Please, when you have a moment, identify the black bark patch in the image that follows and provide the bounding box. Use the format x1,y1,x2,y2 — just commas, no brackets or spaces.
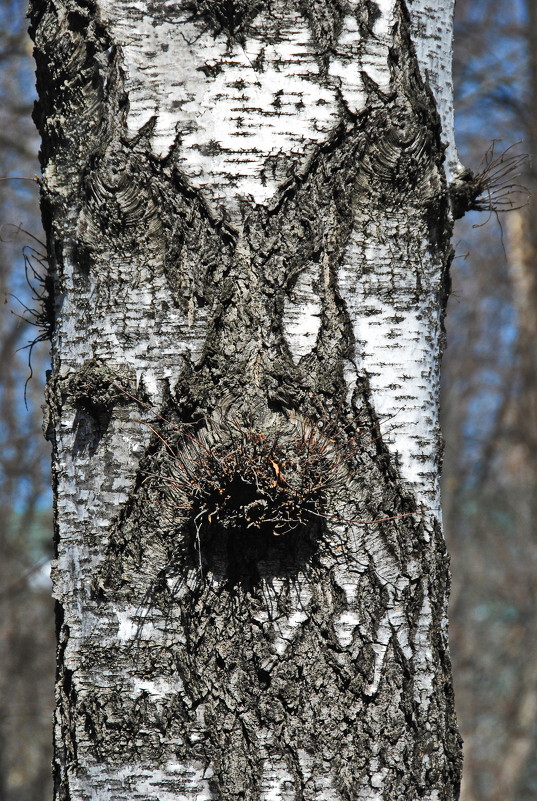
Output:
298,0,345,63
65,359,131,419
64,359,133,450
184,0,265,43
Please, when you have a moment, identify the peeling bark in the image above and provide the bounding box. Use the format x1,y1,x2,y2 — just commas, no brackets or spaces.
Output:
31,0,462,798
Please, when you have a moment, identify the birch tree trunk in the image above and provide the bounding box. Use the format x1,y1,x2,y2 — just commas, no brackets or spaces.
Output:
31,0,465,798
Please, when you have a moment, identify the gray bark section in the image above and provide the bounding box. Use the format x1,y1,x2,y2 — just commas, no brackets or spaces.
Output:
31,0,461,798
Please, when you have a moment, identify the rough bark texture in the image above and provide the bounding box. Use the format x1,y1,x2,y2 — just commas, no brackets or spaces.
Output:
31,0,463,798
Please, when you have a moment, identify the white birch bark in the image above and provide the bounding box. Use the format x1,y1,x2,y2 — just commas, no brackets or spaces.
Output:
31,0,465,798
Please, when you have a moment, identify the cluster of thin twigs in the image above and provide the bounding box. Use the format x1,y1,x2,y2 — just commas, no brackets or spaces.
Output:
2,227,52,402
143,408,362,537
114,384,415,540
4,226,51,346
472,140,528,215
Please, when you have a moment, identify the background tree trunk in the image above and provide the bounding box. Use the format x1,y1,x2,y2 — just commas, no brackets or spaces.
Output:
489,1,537,795
445,0,537,797
30,0,463,798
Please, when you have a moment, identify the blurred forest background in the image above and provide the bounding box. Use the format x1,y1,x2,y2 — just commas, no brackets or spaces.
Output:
0,0,536,799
